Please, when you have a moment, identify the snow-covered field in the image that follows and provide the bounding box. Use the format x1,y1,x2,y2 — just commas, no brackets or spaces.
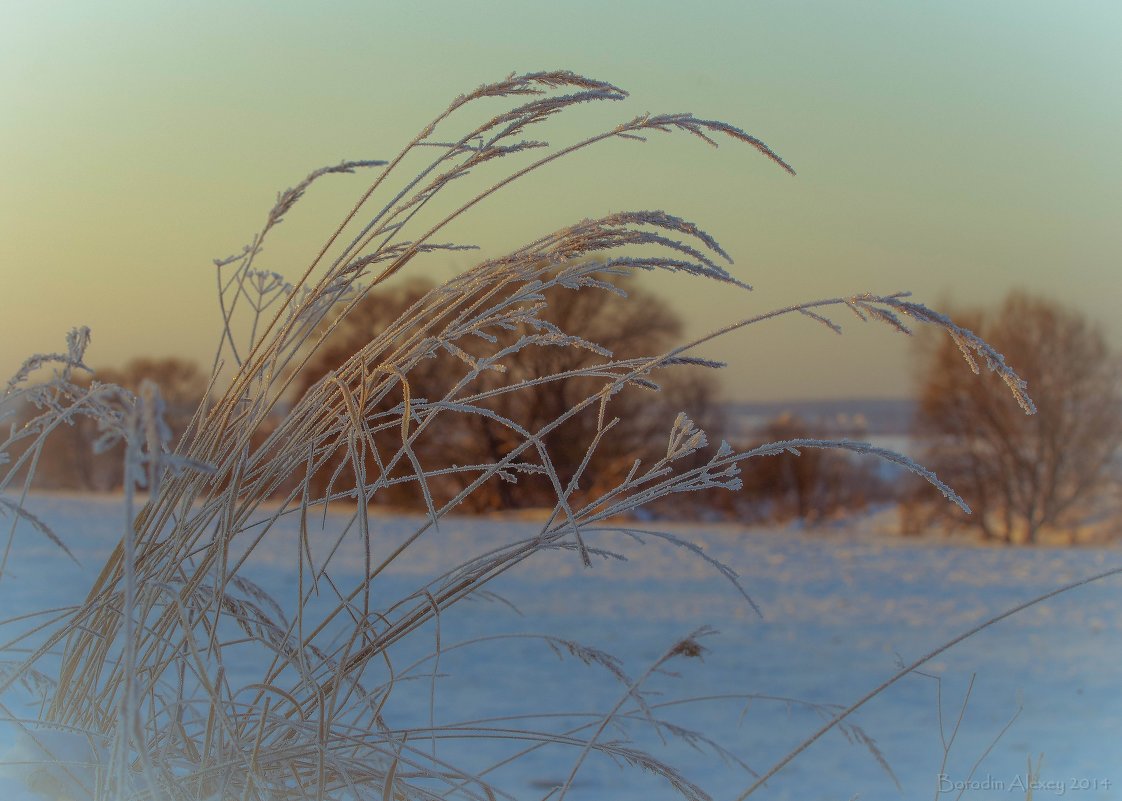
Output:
2,495,1120,800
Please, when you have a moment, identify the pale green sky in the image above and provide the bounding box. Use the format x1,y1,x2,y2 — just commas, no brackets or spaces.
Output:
2,1,1120,400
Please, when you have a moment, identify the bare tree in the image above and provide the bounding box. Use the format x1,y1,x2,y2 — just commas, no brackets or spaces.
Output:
19,357,207,491
913,292,1122,543
285,279,451,507
290,268,723,511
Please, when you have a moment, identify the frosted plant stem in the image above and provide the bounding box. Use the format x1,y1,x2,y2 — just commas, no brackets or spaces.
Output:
556,632,705,801
0,70,1064,801
733,565,1122,800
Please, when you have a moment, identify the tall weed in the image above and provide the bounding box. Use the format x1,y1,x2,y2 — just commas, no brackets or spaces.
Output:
0,71,1049,800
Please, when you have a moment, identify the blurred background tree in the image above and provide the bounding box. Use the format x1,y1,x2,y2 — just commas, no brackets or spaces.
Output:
910,291,1122,543
288,268,724,512
19,357,208,491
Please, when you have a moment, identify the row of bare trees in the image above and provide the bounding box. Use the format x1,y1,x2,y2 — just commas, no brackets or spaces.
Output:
283,275,894,520
18,281,1120,540
18,274,880,521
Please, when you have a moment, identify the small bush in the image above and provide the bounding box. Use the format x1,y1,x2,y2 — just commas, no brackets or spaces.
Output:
732,413,893,525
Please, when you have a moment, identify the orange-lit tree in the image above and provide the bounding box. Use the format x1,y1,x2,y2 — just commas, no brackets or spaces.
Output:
914,291,1121,543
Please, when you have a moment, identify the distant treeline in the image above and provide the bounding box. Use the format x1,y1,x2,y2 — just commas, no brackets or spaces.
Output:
14,280,895,525
17,288,1116,542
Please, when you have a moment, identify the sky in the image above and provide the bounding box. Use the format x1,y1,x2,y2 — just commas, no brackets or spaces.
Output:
2,1,1120,401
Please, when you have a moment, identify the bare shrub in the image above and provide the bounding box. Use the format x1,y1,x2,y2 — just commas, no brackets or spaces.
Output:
734,413,892,524
911,291,1122,543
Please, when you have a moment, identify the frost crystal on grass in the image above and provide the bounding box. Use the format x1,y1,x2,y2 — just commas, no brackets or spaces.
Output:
0,70,1044,801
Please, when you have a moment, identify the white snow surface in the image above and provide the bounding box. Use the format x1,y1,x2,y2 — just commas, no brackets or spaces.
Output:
1,495,1119,800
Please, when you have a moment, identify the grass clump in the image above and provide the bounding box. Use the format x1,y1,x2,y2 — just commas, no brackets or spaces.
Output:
0,70,1043,800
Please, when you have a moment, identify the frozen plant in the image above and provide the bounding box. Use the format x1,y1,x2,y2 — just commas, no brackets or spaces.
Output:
0,71,1050,800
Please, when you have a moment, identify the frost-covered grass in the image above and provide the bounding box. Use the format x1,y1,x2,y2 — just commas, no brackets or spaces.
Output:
2,497,1119,800
1,70,1110,801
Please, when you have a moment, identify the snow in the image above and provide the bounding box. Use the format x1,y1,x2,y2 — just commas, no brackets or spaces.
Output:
1,495,1120,800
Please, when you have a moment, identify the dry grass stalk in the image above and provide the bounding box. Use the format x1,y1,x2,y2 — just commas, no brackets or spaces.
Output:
0,70,1046,800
